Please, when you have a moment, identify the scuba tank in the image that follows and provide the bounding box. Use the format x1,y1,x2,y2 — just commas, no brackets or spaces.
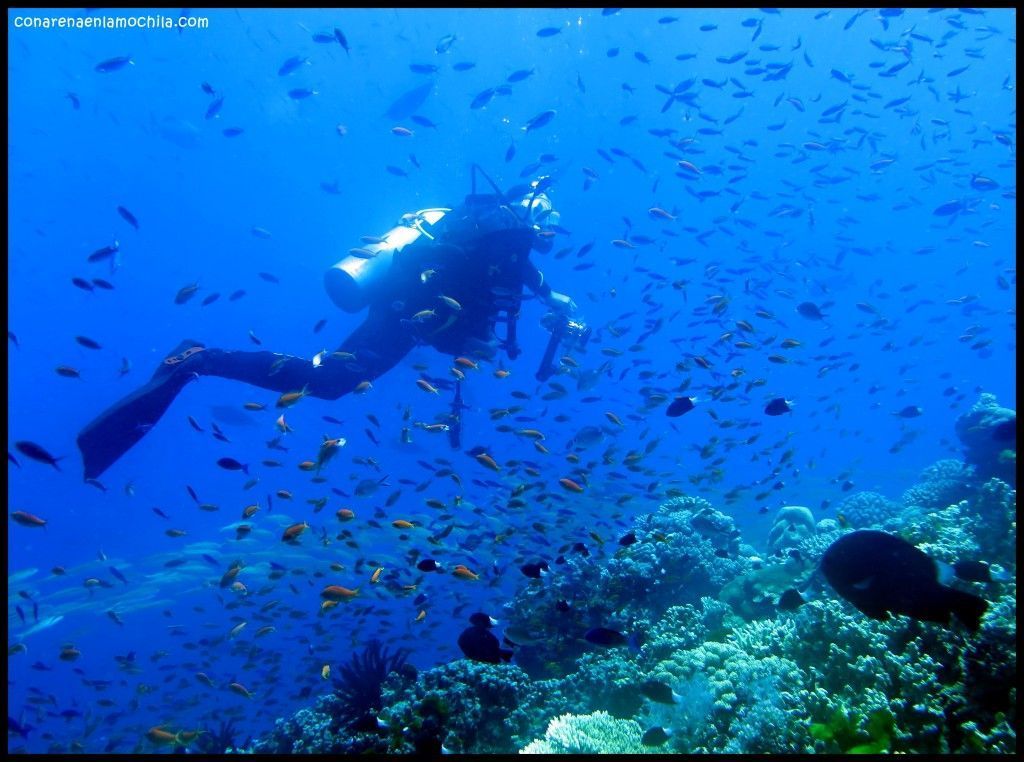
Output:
324,208,450,312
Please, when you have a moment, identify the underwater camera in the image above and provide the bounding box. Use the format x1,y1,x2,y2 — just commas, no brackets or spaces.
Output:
536,312,591,382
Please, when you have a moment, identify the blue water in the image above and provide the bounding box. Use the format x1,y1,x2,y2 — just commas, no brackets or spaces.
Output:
7,7,1015,753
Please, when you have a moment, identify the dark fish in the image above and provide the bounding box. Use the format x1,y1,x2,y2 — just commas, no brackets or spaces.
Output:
313,318,327,333
796,301,826,320
618,531,637,547
435,34,457,54
555,599,571,612
409,63,439,74
201,81,216,95
416,559,442,572
152,507,170,519
523,109,556,132
201,293,220,307
410,114,437,129
288,88,317,100
278,56,308,76
640,679,680,704
507,68,535,83
229,290,247,301
334,28,350,55
933,200,964,217
75,335,102,350
71,277,94,292
87,241,119,263
92,278,114,290
583,627,627,647
821,530,988,631
642,727,672,747
95,56,133,73
116,206,139,229
764,398,792,416
14,441,63,470
777,588,805,611
453,61,475,72
216,457,249,474
258,272,279,283
519,561,548,579
666,396,696,417
536,26,561,37
469,88,495,110
385,82,432,120
893,405,923,418
67,92,80,109
457,613,512,664
205,96,224,119
222,127,244,137
174,283,199,304
8,331,18,348
109,566,129,585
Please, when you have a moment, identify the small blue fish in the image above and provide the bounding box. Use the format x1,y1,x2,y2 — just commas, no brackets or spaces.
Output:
288,88,317,100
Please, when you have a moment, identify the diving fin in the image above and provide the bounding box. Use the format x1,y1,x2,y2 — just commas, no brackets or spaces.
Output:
77,340,205,481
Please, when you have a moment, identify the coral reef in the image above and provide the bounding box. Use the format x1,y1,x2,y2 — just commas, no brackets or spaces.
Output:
332,639,413,730
837,490,901,528
955,394,1016,485
766,505,816,554
246,455,1016,756
519,711,647,754
902,459,976,510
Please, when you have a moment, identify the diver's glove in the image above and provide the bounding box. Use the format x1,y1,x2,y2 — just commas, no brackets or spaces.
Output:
546,290,578,314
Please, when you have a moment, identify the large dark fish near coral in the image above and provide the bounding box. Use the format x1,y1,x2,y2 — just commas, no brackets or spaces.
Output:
457,613,512,664
821,530,988,631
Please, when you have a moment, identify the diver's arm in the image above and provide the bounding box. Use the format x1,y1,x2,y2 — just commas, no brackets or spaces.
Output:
525,262,577,314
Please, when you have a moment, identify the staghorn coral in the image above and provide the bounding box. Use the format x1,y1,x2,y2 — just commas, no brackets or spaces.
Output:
519,711,647,754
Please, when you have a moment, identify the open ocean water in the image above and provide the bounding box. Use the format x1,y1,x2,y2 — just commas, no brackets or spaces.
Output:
7,7,1016,755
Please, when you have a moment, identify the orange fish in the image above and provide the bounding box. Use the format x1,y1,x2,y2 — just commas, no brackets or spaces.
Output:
321,584,359,600
559,477,585,493
354,380,373,393
392,519,415,529
320,600,339,613
298,460,316,471
452,566,479,581
228,682,253,699
242,504,259,518
336,508,355,521
146,726,180,745
415,609,427,622
275,414,294,433
416,379,439,394
10,510,47,528
370,567,384,583
243,402,266,411
493,369,510,379
475,453,500,471
281,521,309,542
276,385,311,408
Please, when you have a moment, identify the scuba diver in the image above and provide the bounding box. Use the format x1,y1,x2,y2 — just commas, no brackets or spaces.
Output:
77,169,581,481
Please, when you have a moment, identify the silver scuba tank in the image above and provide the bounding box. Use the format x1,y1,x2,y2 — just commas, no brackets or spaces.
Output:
324,208,450,312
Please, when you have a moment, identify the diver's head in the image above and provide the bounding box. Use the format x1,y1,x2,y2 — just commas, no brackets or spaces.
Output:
517,189,559,253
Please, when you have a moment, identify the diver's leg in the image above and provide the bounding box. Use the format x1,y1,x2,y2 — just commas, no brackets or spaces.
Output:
76,311,416,480
195,307,417,399
77,339,204,481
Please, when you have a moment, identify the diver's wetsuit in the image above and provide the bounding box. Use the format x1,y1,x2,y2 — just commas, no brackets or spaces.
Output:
77,196,556,480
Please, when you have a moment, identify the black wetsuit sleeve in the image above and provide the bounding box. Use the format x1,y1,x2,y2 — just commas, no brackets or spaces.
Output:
524,259,552,299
